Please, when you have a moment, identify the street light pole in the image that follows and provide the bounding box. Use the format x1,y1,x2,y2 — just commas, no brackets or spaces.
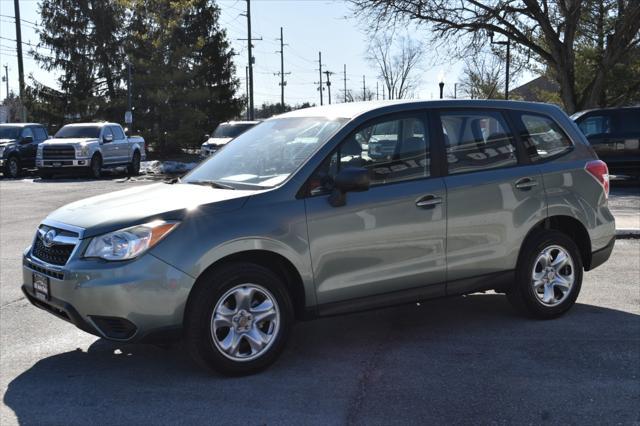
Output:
488,31,510,100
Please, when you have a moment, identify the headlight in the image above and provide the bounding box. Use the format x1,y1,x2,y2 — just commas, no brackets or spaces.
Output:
84,220,179,261
76,145,90,157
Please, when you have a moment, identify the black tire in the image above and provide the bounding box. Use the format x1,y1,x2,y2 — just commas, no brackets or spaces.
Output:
127,151,141,176
4,156,20,178
185,262,293,376
88,154,102,179
507,230,583,319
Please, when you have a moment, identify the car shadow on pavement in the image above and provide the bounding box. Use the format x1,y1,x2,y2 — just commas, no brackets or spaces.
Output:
4,294,640,425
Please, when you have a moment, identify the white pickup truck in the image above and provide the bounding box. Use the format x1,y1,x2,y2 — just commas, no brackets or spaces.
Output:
36,122,145,179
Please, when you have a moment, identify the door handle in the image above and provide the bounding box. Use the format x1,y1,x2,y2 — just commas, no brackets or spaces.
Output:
515,177,538,190
416,195,443,208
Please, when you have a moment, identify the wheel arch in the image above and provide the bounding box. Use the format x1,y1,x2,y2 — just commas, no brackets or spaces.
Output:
521,215,592,270
184,249,309,323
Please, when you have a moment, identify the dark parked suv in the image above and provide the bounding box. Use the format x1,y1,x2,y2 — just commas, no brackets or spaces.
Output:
572,106,640,178
22,100,615,375
0,123,50,178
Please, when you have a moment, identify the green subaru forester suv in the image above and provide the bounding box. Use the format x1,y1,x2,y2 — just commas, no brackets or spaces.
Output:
22,100,615,375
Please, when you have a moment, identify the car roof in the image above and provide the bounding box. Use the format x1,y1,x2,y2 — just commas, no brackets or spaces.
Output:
0,123,44,127
571,105,640,119
276,99,561,120
62,122,119,128
221,121,261,125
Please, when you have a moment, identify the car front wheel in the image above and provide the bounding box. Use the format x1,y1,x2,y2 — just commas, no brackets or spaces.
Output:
508,230,583,319
185,263,293,376
4,156,20,178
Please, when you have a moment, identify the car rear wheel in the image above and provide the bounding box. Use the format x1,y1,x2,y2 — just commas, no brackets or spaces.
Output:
508,230,583,319
88,154,102,179
185,263,293,376
127,151,141,176
4,156,20,178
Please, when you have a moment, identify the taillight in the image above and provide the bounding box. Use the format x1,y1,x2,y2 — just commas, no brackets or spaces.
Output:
585,160,609,198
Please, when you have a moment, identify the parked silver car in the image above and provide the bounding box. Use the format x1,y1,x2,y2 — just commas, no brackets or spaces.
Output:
22,100,615,375
37,122,145,178
200,121,259,158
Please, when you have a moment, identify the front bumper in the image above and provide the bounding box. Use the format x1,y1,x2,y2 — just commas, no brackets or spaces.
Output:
37,159,89,168
22,250,195,342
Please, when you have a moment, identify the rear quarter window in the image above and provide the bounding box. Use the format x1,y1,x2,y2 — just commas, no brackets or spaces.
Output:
516,113,573,161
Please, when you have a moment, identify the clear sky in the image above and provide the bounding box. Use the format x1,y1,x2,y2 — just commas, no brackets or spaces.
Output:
0,0,529,106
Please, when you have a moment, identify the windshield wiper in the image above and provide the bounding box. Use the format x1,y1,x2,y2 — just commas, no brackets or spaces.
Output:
187,180,236,190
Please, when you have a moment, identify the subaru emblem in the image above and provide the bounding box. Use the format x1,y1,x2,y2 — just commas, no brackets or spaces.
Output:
42,229,57,248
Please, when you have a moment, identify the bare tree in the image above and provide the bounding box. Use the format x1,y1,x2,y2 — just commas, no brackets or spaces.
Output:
350,0,640,113
345,87,376,102
367,34,424,100
459,54,504,99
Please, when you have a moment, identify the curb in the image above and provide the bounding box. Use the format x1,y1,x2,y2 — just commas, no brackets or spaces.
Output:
616,229,640,239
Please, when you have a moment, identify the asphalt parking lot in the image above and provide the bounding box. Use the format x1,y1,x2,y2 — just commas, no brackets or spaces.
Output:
1,176,639,425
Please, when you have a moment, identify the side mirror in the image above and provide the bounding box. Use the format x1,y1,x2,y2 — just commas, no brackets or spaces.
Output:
328,167,370,207
103,134,114,143
204,134,210,141
21,136,34,144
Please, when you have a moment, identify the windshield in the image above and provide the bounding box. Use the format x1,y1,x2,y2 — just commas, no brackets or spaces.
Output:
55,125,101,139
184,117,347,189
0,127,21,139
212,123,256,139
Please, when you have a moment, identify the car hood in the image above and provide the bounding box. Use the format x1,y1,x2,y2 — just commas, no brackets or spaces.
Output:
43,138,98,146
0,138,18,146
45,182,254,238
203,137,233,147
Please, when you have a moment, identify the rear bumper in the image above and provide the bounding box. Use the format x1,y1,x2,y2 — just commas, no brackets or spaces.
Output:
588,236,615,271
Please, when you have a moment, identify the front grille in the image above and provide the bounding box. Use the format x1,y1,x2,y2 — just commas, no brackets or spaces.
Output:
90,316,137,340
32,237,74,266
43,145,75,160
25,259,65,280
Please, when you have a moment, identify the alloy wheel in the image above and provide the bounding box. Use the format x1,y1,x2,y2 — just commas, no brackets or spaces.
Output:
210,283,280,362
531,245,575,307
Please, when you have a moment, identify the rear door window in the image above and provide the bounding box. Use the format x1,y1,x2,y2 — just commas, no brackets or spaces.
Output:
516,113,573,161
33,127,48,141
111,126,125,140
616,109,640,134
439,110,517,175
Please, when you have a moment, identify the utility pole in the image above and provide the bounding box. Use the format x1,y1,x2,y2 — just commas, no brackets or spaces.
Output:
323,70,334,104
239,0,262,120
362,75,366,100
126,61,133,130
343,64,347,103
274,27,290,113
317,52,323,106
13,0,26,120
382,84,385,100
245,66,249,120
3,65,8,99
376,82,379,100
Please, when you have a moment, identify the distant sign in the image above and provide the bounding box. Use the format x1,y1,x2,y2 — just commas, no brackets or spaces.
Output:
124,110,133,124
